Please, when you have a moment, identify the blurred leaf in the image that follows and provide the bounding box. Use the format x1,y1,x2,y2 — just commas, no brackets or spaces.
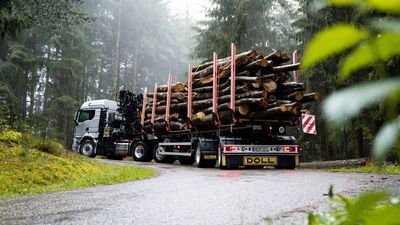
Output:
328,0,359,5
346,192,387,222
367,0,400,15
302,24,368,69
373,116,400,163
341,32,400,78
371,18,400,33
323,77,400,124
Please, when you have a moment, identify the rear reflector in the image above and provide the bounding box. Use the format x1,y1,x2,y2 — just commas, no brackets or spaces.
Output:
284,146,298,152
223,146,238,152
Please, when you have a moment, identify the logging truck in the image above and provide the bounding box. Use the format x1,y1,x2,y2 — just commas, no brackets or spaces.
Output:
72,45,311,169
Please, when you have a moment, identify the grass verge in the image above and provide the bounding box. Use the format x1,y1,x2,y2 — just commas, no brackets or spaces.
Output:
0,133,156,199
313,165,400,174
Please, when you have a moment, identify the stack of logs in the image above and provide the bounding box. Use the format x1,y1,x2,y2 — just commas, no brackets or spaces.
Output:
144,50,320,131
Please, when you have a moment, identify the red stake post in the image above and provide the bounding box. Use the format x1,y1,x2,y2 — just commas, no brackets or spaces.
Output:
230,43,236,111
141,90,147,128
165,75,172,131
187,65,193,120
212,52,219,126
151,84,157,126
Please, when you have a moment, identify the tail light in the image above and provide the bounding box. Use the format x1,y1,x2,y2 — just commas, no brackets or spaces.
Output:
284,146,298,152
223,146,238,152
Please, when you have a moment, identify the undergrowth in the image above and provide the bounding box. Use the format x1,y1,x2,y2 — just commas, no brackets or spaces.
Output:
0,131,156,198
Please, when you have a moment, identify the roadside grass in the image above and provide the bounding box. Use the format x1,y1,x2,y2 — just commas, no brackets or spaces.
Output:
311,165,400,174
0,132,156,199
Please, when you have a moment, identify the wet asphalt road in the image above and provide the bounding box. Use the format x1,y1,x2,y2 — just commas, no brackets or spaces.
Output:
1,160,399,225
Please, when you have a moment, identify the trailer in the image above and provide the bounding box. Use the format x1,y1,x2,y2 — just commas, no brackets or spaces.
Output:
145,44,299,169
72,44,301,169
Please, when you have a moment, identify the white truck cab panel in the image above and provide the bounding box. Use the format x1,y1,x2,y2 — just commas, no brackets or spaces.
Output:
72,99,118,152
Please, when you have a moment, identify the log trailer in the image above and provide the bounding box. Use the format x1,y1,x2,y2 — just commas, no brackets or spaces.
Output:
72,44,300,169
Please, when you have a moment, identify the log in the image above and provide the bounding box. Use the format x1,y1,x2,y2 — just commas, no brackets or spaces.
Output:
157,82,186,92
275,72,292,84
260,73,278,81
145,121,187,132
300,92,321,103
149,99,179,106
244,59,271,71
263,79,277,93
247,105,287,119
192,53,252,79
199,97,267,115
278,91,304,101
191,50,258,73
273,63,300,72
147,92,186,101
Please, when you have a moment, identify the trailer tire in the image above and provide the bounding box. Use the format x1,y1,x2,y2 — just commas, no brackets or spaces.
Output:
194,145,216,168
178,156,195,165
132,141,152,162
79,140,96,158
153,144,175,163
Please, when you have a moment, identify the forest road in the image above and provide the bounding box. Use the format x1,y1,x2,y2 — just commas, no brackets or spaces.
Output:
1,159,399,225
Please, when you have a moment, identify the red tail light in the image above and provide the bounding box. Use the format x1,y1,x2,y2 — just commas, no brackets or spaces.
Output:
284,146,298,152
223,146,238,152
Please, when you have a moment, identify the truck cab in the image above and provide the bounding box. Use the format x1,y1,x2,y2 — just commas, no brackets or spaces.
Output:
72,99,118,157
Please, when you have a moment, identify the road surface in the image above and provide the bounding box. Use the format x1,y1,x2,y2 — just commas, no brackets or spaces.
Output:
1,160,399,225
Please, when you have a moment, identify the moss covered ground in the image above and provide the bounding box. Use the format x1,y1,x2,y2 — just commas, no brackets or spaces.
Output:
0,132,156,199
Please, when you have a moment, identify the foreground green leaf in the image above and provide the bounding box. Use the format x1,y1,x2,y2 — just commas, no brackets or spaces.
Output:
323,77,400,124
341,32,400,79
302,24,368,69
328,0,359,5
367,0,400,15
373,116,400,163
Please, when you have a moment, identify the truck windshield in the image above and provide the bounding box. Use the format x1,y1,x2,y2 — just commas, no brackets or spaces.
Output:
78,110,95,122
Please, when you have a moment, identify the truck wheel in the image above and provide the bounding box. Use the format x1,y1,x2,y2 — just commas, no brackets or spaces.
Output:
153,144,175,163
132,141,152,162
178,156,195,165
79,140,96,158
194,145,216,168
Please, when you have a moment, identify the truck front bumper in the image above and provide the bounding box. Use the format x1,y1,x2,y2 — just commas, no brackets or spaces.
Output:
221,153,299,168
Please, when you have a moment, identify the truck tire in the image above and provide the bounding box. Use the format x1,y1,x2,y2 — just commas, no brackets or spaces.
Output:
194,145,216,168
79,140,96,158
132,141,152,162
153,144,175,163
178,156,195,165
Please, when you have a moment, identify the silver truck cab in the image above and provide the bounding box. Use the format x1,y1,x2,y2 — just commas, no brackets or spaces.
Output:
72,99,118,155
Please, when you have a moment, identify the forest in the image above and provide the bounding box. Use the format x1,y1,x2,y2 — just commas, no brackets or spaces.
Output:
0,0,399,162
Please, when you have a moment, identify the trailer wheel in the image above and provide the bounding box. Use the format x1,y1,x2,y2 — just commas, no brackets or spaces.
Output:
132,141,152,162
178,156,195,165
153,144,175,163
80,140,96,158
194,145,216,168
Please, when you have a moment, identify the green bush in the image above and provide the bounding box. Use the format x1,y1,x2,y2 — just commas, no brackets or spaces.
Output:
35,140,64,156
307,187,400,225
0,130,22,144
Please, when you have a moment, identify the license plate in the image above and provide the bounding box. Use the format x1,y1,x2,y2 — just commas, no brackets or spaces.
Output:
243,156,277,166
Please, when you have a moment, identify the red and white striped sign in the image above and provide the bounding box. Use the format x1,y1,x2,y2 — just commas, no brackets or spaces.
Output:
301,114,317,135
